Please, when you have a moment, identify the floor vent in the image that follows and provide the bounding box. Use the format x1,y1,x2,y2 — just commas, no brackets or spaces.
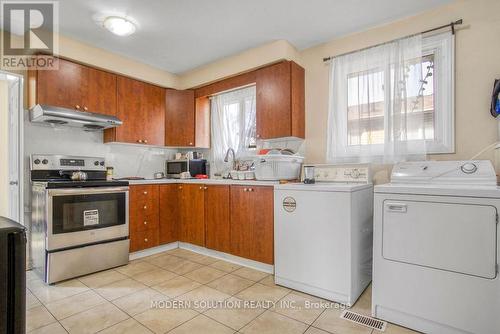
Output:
340,310,387,331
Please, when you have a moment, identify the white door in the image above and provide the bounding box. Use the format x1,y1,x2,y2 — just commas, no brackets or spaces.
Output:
0,72,23,223
382,199,497,279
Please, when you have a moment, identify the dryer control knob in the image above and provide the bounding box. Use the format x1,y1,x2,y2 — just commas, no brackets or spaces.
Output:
461,162,478,174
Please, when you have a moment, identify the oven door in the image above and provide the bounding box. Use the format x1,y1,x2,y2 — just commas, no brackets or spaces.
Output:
46,187,129,251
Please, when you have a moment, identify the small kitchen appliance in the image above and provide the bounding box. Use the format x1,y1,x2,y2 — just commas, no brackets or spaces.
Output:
30,154,130,284
165,159,207,178
303,166,316,184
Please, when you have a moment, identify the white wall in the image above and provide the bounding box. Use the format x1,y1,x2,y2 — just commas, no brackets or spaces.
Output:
24,119,178,179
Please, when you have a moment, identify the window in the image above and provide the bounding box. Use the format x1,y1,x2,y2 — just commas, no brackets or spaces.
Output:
327,32,454,163
210,85,256,175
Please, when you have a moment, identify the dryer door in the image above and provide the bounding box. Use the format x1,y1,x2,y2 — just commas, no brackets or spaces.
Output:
382,199,497,279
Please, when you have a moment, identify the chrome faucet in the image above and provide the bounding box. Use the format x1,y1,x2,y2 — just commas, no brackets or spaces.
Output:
224,147,237,171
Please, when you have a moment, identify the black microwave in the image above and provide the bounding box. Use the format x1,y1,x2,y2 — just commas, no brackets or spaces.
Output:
165,159,207,178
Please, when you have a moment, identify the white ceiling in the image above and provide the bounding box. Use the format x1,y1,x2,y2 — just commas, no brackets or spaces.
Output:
58,0,453,74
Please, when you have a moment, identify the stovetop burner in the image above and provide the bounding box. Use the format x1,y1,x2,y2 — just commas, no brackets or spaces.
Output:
30,154,129,188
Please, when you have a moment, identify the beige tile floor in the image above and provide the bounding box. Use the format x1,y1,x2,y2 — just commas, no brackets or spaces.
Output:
26,249,420,334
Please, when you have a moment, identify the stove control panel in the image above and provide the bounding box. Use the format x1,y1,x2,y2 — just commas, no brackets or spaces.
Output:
31,155,105,171
302,164,371,183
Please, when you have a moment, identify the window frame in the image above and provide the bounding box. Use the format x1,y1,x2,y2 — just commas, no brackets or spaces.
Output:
339,32,455,158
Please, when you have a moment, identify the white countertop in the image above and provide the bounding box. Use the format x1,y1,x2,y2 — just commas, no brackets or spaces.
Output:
127,178,280,187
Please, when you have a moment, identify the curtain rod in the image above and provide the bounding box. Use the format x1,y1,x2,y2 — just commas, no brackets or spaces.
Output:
322,19,463,62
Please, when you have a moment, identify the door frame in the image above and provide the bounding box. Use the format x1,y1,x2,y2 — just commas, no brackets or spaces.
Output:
2,70,24,224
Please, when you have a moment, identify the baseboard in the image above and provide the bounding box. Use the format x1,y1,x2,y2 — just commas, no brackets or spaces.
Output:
129,242,179,261
129,241,274,273
178,242,274,274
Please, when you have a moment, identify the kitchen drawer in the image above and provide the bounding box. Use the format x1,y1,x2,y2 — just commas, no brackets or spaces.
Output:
130,185,158,202
130,229,159,252
133,213,159,232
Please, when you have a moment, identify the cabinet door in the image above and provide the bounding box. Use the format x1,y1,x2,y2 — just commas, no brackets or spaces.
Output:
251,186,274,264
230,186,253,259
165,89,195,147
159,184,179,244
230,186,274,264
87,68,117,116
179,184,205,246
142,83,166,146
115,76,145,144
35,58,88,110
205,185,230,253
256,61,291,139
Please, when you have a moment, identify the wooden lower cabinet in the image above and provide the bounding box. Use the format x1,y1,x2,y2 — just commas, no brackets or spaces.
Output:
179,184,205,246
159,184,179,244
129,183,274,265
230,186,274,264
129,185,160,252
205,185,231,253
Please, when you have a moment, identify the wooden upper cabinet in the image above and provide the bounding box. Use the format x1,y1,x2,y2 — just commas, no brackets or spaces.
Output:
105,76,165,146
30,58,118,116
256,61,305,139
230,185,274,264
87,67,117,116
143,83,166,146
159,184,179,245
31,58,89,110
195,96,210,148
165,89,195,147
178,184,205,246
205,185,230,253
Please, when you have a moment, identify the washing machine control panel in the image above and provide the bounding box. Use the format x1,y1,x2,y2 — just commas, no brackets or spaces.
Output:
304,164,371,183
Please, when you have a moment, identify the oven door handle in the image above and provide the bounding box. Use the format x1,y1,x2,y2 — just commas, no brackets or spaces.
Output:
48,187,129,196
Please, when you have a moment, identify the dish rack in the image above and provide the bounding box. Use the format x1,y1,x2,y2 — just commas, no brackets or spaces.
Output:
253,154,304,180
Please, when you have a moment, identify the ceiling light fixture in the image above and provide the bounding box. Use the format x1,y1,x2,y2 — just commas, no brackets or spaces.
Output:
103,16,136,37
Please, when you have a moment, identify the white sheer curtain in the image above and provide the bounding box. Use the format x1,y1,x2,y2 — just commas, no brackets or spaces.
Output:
326,34,427,163
211,86,256,175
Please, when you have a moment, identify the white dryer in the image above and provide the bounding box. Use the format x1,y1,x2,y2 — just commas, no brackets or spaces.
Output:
373,160,500,334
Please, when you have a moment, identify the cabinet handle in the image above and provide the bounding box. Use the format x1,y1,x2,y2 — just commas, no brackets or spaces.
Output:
243,188,247,192
178,186,183,189
199,186,203,190
189,142,193,145
144,221,147,225
256,134,261,138
144,139,148,144
144,238,148,242
75,105,80,110
203,187,207,190
137,139,143,143
143,205,147,209
248,188,254,192
83,106,88,111
143,191,148,195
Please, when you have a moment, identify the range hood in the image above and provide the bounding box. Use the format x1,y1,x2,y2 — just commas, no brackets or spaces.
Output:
29,104,123,131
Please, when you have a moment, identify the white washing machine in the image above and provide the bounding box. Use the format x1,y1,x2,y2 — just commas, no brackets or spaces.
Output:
373,160,500,334
274,164,373,306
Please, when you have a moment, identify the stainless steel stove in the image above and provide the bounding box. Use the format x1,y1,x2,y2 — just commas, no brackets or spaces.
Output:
30,155,130,284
